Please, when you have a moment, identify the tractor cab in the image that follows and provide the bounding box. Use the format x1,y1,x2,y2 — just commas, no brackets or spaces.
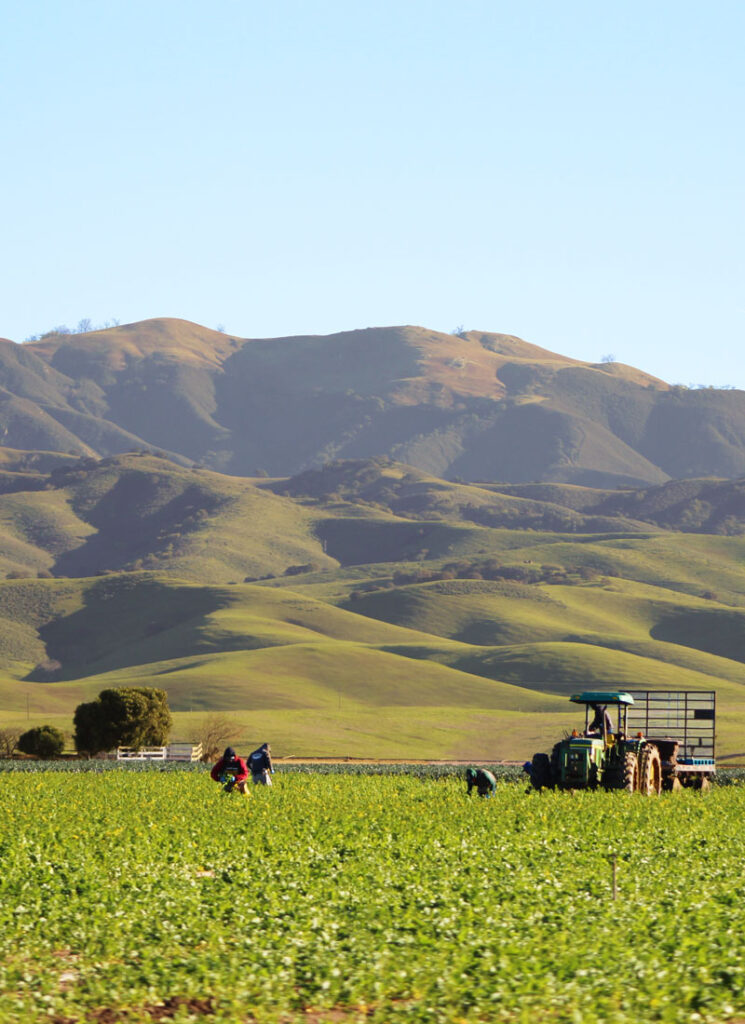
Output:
570,691,635,742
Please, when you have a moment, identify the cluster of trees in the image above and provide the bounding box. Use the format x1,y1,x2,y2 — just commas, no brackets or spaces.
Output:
348,559,608,600
24,318,120,341
391,560,560,585
2,690,251,764
0,724,66,759
73,688,171,755
1,687,172,760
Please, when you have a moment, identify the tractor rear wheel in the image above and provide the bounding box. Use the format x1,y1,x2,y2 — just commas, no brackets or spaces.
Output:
639,744,662,795
606,750,639,792
531,752,553,790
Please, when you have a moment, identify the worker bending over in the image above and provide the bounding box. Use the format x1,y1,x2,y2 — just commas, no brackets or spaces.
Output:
466,766,497,798
211,746,249,795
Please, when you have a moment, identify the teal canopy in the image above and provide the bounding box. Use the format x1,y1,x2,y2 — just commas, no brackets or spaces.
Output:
570,691,635,705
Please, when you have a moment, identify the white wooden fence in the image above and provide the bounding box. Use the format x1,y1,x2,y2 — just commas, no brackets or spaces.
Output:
115,742,203,762
167,742,203,762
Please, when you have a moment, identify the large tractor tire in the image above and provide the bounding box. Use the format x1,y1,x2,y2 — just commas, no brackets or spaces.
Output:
606,751,639,792
531,752,553,790
639,744,662,795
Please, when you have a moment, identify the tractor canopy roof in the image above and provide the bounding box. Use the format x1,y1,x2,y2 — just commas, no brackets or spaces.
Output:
570,691,635,706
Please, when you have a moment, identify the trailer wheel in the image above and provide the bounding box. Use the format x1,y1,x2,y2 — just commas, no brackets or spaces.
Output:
697,776,712,792
639,744,662,795
665,777,682,793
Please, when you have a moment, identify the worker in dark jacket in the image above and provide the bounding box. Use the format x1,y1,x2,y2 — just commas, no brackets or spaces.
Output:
211,746,249,795
248,742,274,786
466,766,497,798
587,704,613,737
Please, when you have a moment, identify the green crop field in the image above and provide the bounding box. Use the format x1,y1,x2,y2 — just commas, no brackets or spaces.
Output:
2,770,745,1023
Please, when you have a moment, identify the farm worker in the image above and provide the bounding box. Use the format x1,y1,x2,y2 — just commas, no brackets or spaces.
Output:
587,704,613,737
211,746,249,795
466,766,496,798
248,742,274,786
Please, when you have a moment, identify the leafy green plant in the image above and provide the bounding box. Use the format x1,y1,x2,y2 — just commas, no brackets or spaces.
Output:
1,773,745,1023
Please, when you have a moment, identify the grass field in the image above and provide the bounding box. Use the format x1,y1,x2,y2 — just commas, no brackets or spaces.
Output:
1,564,743,759
1,772,745,1023
0,455,744,759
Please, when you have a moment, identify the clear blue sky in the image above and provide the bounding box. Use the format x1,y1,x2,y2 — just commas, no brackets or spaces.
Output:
1,0,743,387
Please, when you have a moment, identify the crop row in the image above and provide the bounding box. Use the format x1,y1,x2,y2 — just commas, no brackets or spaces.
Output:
1,758,744,783
2,773,745,1022
0,759,521,781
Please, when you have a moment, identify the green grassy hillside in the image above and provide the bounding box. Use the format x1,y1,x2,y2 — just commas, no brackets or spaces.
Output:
0,452,743,758
1,556,743,757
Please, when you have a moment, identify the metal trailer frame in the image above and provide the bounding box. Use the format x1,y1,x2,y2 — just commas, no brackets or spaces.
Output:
625,690,716,776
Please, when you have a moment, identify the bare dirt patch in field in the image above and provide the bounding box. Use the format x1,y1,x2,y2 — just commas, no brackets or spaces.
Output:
52,997,216,1023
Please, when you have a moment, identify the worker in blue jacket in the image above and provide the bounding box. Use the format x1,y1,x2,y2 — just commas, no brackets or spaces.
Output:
248,742,274,786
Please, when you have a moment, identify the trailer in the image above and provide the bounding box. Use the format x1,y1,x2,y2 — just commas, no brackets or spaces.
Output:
625,690,716,791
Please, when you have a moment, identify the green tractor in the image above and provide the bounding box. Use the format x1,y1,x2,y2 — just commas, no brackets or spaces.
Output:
527,690,716,793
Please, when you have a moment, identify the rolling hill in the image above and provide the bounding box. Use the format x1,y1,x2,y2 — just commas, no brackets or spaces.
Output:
1,318,744,486
0,451,743,758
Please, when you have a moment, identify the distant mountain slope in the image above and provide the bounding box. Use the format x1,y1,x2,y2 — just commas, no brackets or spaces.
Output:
272,457,745,536
491,476,745,534
0,319,740,486
0,453,336,582
1,453,744,584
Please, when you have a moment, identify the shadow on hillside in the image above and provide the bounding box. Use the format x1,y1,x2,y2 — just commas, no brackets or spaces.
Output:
25,576,230,681
53,474,226,577
650,609,745,663
315,517,470,566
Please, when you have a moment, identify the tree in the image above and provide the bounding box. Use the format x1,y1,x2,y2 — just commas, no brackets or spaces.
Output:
194,713,244,763
73,700,107,755
74,687,172,755
18,725,66,759
0,728,21,758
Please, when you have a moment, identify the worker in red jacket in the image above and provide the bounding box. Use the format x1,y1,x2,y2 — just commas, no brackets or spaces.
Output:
211,747,249,795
